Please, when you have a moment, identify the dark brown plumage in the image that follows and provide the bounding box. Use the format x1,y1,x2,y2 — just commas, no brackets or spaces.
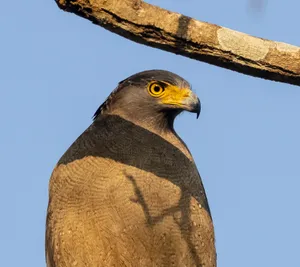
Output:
46,70,216,267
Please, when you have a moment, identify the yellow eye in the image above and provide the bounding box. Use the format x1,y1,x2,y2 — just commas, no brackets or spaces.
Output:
148,82,165,97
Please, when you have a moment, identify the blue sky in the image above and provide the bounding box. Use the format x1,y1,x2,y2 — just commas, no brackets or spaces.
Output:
1,0,300,266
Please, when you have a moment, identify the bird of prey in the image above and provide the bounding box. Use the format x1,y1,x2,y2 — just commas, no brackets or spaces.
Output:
46,70,216,267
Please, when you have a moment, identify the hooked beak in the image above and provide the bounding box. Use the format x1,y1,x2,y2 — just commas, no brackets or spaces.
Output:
160,86,201,118
182,91,201,119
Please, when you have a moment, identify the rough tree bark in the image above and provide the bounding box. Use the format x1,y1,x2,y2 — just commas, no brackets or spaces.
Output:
55,0,300,86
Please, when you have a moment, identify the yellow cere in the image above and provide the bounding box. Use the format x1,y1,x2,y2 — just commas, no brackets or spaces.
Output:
151,82,191,107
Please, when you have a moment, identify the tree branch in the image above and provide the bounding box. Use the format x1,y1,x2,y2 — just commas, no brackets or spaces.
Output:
55,0,300,86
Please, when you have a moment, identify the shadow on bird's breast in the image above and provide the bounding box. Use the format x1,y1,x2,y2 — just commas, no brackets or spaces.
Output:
57,115,210,216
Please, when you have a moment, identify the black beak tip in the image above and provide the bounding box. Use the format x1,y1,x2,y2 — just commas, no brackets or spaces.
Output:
196,97,201,119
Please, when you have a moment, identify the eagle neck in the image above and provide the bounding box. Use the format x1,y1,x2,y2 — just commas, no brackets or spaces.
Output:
104,111,193,161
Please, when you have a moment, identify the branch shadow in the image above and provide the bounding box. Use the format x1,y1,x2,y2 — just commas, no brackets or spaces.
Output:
126,173,202,266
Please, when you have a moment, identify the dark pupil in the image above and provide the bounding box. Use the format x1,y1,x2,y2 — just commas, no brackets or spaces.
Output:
153,85,161,93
